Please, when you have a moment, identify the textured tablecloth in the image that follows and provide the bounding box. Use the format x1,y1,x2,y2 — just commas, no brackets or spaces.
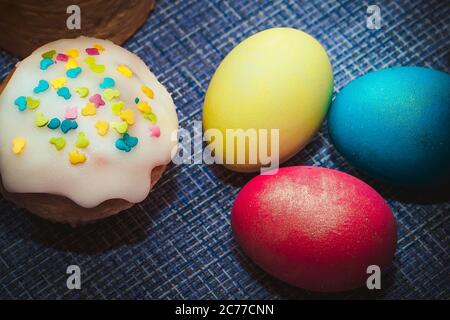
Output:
0,0,448,299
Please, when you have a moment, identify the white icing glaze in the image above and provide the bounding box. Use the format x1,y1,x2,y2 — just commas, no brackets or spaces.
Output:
0,37,178,208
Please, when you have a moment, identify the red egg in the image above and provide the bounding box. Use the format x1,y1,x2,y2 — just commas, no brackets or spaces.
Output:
231,166,397,292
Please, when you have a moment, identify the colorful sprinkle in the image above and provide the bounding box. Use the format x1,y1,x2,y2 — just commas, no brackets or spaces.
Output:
89,94,105,107
51,77,67,89
148,125,161,138
26,96,40,110
134,97,139,104
116,65,133,78
49,137,66,151
115,133,138,152
143,112,157,123
81,102,96,116
12,137,26,155
84,57,96,65
69,150,86,165
85,48,99,55
103,88,120,101
93,44,105,52
56,53,69,62
141,85,154,99
99,77,115,89
120,109,135,125
47,118,61,129
95,121,109,136
66,67,82,79
65,59,78,70
66,48,79,58
35,112,49,127
136,100,151,114
41,50,56,59
111,121,128,134
14,96,27,111
61,119,78,134
40,58,54,70
84,57,105,73
64,107,78,120
112,101,124,115
75,132,90,148
74,87,89,98
33,80,49,94
57,87,71,100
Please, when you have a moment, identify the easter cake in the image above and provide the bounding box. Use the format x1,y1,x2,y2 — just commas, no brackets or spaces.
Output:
0,36,178,226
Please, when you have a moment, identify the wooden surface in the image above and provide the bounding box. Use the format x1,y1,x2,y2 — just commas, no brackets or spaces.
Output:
0,0,156,57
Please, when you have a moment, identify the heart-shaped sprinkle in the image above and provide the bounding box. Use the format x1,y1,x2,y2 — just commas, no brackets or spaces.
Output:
12,137,26,155
89,94,105,107
66,48,79,58
74,87,89,98
75,132,89,148
111,101,124,115
56,53,69,62
65,59,78,70
111,121,128,134
81,102,96,116
120,109,135,125
14,96,27,111
57,87,71,100
41,50,56,59
66,67,82,79
103,88,120,101
26,96,40,110
65,107,78,120
69,150,86,165
143,112,157,123
85,48,99,55
95,121,109,136
35,112,49,127
99,77,115,89
33,80,49,94
115,139,131,152
123,133,138,148
51,77,67,89
93,43,105,52
141,85,154,99
47,118,61,129
116,65,133,78
49,137,66,151
148,125,161,138
40,58,54,70
61,119,78,134
137,100,151,114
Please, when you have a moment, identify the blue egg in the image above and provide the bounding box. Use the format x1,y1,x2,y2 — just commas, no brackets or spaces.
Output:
328,67,450,186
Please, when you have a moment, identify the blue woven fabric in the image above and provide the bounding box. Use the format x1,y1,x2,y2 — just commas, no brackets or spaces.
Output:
0,0,448,299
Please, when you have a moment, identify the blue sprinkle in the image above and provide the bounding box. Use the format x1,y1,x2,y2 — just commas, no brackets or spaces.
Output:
99,77,115,89
57,87,71,100
14,96,27,111
61,119,78,134
33,80,49,94
47,118,61,129
40,58,54,70
115,138,131,152
123,133,138,148
134,97,139,104
66,67,82,79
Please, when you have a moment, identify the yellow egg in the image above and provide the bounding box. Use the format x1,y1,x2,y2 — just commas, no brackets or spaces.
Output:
203,28,333,172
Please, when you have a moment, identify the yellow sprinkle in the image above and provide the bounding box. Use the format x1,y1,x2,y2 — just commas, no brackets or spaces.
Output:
93,43,105,52
143,112,157,124
75,132,90,149
69,150,86,165
81,102,96,116
103,88,120,101
65,58,78,70
141,85,154,99
50,77,67,89
120,109,135,125
137,100,151,114
66,48,79,58
95,121,109,136
111,121,128,134
12,137,26,155
112,101,125,115
116,65,133,78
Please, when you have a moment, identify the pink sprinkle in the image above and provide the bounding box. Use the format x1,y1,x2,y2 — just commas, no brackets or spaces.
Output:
148,126,161,138
56,53,68,61
85,48,99,55
65,107,78,120
89,94,105,107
